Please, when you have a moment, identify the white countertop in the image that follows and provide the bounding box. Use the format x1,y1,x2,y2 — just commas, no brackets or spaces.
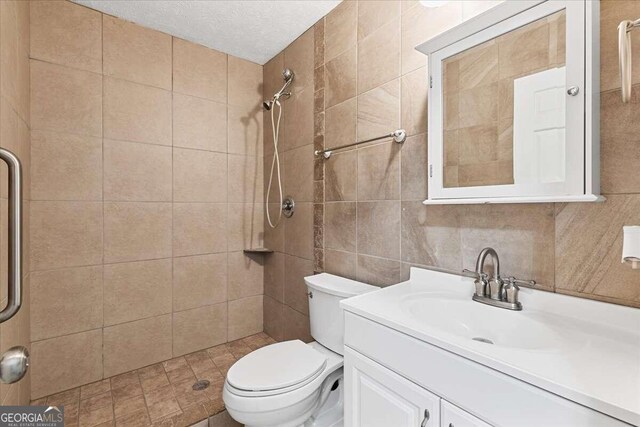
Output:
341,267,640,426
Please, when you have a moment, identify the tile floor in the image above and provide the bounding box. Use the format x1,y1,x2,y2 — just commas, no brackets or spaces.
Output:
30,333,276,426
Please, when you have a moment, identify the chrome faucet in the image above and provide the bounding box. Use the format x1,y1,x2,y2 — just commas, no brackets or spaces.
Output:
464,247,536,311
475,247,503,300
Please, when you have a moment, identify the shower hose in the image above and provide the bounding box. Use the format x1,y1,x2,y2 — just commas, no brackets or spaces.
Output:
265,99,283,229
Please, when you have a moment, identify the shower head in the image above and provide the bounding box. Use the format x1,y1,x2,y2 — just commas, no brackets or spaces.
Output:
283,68,294,83
263,98,282,111
263,69,295,110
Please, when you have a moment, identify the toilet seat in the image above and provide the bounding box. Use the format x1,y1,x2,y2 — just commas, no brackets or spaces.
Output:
223,341,344,427
226,340,328,397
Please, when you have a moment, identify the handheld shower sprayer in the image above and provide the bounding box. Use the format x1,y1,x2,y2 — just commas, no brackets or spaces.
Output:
282,68,293,82
265,69,295,228
263,69,294,111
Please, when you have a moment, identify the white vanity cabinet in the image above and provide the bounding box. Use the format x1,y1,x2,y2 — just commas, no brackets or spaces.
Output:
345,346,493,427
343,311,631,427
344,347,440,427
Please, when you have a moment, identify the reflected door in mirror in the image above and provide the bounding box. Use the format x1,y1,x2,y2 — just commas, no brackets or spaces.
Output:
442,10,566,189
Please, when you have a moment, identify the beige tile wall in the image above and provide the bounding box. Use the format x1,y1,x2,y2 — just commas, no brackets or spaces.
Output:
0,0,31,406
264,0,640,345
262,27,316,342
29,0,264,399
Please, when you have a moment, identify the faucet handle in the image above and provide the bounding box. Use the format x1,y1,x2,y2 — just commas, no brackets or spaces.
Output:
462,269,491,282
506,276,536,289
467,271,489,297
462,269,480,279
503,276,535,303
503,277,519,304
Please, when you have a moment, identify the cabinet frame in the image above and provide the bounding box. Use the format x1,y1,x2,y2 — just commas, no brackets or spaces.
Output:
416,0,602,205
344,347,440,427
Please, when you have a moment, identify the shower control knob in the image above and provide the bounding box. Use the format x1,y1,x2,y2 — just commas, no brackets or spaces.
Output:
282,197,295,218
567,86,580,96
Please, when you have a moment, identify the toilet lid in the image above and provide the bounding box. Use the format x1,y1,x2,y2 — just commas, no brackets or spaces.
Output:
226,340,327,392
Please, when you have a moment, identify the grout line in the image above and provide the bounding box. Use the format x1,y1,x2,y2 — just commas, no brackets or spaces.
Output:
354,1,360,280
31,56,173,94
31,198,171,204
32,117,261,156
100,11,106,382
0,93,29,131
170,34,176,359
226,54,232,343
29,57,104,78
398,37,404,268
551,202,557,293
30,251,236,275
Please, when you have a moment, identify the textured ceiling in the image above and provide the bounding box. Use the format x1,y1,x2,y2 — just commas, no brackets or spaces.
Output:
74,0,341,64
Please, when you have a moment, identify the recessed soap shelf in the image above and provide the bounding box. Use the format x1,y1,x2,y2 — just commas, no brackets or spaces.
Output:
243,248,274,254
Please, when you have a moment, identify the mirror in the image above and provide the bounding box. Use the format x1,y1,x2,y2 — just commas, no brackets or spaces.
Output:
417,1,601,204
443,10,565,189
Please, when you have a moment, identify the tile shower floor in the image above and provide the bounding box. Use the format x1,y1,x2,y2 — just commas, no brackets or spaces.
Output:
30,333,276,426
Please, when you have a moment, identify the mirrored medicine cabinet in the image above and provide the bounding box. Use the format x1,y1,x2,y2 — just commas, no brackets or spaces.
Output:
416,0,603,204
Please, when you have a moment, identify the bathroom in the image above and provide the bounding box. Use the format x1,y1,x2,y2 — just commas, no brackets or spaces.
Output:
0,0,637,425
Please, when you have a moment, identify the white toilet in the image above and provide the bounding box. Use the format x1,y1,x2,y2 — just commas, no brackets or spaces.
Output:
223,273,378,427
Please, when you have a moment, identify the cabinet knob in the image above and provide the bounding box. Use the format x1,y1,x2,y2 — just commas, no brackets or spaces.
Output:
567,86,580,96
420,409,430,427
449,424,454,427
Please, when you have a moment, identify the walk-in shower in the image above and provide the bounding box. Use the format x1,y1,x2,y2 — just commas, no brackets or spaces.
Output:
265,68,295,228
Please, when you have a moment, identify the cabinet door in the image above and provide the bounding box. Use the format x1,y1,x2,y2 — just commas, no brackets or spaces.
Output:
344,347,440,427
441,400,491,427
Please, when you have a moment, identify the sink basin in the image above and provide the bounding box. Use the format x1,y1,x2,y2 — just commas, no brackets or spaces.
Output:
401,292,573,351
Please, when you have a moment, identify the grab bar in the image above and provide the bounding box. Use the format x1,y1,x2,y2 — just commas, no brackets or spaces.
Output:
315,129,406,159
0,148,22,323
619,18,640,103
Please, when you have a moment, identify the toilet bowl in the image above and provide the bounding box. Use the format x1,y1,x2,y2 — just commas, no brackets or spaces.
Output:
223,273,378,427
223,341,343,427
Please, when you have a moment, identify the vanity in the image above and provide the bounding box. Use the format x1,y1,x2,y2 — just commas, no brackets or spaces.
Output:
337,1,640,425
340,267,640,427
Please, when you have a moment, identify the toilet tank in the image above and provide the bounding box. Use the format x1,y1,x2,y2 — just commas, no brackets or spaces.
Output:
304,273,378,355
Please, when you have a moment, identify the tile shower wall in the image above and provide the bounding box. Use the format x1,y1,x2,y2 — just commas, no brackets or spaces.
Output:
29,1,264,399
0,0,31,406
262,26,317,342
265,0,640,330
